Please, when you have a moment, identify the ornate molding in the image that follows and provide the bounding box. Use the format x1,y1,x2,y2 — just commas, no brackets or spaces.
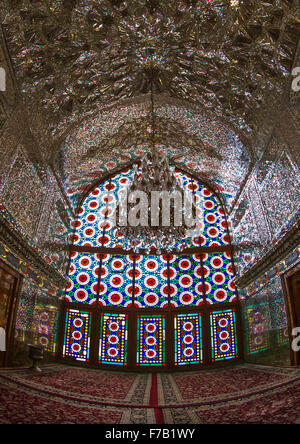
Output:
0,211,68,288
235,218,300,289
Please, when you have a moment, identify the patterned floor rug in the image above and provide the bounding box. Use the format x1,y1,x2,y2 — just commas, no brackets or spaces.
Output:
0,364,300,424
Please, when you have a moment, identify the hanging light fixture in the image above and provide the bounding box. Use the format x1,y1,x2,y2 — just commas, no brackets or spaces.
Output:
114,71,200,254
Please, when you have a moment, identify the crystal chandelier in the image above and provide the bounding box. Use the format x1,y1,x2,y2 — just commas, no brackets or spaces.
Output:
114,75,199,254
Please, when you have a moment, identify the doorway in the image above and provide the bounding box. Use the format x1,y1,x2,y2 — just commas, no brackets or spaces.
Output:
283,264,300,365
0,260,22,366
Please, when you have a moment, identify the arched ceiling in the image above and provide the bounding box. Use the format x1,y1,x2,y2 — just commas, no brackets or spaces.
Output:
61,100,250,208
2,0,299,133
1,0,299,211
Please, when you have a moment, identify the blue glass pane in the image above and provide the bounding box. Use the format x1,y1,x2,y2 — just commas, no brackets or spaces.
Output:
169,254,204,307
65,252,100,305
203,252,237,304
134,255,169,308
98,254,134,307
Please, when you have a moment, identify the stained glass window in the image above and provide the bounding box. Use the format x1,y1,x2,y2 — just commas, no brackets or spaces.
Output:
174,170,229,247
99,313,128,365
98,255,134,307
277,328,289,347
65,252,100,305
33,307,58,354
64,165,240,369
170,254,204,307
69,168,230,252
72,168,135,248
63,309,91,362
136,315,165,366
174,313,203,365
72,186,111,247
210,309,238,361
135,255,169,308
245,304,271,354
203,252,237,304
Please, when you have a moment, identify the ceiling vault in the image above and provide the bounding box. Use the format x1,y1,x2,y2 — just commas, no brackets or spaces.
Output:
0,0,299,210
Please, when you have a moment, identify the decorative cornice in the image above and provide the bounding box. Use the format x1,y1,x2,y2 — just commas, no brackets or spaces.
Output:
0,211,68,288
235,218,300,289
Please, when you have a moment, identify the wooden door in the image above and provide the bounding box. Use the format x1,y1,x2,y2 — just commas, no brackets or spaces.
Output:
0,261,22,366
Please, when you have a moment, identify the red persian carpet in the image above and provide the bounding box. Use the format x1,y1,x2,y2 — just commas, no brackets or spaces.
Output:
0,364,300,424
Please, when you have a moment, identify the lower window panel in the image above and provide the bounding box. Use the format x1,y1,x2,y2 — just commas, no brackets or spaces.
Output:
63,309,91,362
61,306,240,369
